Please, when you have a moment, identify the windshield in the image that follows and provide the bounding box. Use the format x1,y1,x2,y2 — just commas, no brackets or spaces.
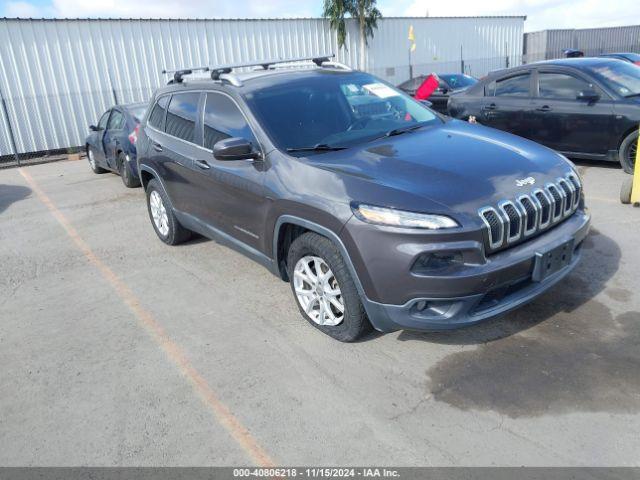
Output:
244,72,441,155
589,61,640,97
128,105,148,123
439,74,477,90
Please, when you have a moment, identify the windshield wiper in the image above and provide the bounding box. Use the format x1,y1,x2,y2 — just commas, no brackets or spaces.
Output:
286,144,347,153
385,122,431,137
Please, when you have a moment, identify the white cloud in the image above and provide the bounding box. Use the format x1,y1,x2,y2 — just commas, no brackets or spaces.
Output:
4,0,51,17
400,0,640,32
45,0,318,18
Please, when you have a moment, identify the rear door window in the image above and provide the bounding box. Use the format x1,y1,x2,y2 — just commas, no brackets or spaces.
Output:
148,95,170,131
491,74,531,97
165,92,201,143
203,92,255,150
538,72,592,99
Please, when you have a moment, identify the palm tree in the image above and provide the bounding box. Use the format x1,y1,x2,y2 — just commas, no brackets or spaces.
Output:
323,0,382,71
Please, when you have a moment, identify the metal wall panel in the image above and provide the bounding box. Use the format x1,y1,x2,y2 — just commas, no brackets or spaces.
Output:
524,25,640,61
0,16,524,157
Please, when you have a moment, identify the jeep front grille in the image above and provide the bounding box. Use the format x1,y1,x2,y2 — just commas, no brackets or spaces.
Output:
479,172,581,253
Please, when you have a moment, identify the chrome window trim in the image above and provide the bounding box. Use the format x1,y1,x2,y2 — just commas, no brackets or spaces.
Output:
478,206,504,250
516,194,538,236
498,200,522,243
201,90,264,158
532,188,552,229
147,123,212,153
146,90,264,158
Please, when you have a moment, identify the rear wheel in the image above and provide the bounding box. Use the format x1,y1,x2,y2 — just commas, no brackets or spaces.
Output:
145,179,191,245
619,130,638,174
87,147,107,174
287,232,372,342
117,152,140,188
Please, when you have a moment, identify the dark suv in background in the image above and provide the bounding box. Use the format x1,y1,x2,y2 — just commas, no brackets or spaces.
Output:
136,56,590,342
448,58,640,173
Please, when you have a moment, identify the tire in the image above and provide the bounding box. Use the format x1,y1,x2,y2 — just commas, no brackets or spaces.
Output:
118,152,140,188
620,176,634,204
619,130,638,175
145,178,191,245
87,147,107,174
287,232,372,342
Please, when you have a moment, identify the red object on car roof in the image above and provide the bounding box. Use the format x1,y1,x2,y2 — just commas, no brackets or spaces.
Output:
414,74,440,100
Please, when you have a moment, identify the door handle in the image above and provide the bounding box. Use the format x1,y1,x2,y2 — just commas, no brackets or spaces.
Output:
151,141,163,152
195,159,210,170
536,105,552,112
484,103,497,111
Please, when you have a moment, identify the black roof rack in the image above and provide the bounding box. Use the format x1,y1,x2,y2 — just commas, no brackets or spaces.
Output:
162,54,343,86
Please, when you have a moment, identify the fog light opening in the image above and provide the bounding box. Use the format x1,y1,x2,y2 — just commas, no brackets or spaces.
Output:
416,300,428,311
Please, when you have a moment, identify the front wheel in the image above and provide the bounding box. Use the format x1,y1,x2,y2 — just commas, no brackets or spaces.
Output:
145,179,191,245
87,147,107,174
287,232,372,342
619,130,638,175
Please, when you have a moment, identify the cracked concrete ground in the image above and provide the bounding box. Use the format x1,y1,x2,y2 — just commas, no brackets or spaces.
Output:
0,158,639,466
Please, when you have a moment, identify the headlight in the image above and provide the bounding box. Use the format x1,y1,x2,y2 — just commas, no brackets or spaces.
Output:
352,204,459,229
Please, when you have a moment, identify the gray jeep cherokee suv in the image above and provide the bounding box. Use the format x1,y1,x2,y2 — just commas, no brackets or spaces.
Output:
137,56,590,342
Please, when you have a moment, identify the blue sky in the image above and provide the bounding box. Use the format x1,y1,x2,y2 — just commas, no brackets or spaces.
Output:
2,0,639,32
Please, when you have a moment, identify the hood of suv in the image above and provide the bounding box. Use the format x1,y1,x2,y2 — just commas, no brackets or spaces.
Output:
310,119,573,218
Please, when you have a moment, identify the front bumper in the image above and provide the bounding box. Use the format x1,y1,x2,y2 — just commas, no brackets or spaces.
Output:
358,211,590,332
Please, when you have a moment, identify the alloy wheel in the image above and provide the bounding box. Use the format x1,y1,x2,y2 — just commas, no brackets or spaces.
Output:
88,149,96,169
149,190,169,236
293,255,344,326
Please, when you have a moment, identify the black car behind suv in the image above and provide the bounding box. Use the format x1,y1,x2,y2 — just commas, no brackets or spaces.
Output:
137,56,589,342
448,58,640,173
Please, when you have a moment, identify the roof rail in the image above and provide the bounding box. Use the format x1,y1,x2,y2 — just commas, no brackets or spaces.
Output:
162,54,340,86
161,66,210,84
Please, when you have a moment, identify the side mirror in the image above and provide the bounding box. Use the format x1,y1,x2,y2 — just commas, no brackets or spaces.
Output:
419,99,433,108
89,124,100,132
577,89,600,102
213,137,261,161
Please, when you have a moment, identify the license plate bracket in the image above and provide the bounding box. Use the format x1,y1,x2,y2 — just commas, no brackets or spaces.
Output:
532,239,574,282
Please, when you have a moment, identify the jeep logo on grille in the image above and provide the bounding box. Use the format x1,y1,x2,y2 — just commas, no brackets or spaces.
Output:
516,176,536,187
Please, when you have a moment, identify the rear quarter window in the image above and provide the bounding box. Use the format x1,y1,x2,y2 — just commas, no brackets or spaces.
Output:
148,96,169,131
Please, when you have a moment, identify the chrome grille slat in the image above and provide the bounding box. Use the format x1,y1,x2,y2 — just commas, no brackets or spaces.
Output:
479,173,582,253
546,183,564,222
533,188,552,229
479,207,504,249
517,194,538,236
499,200,522,243
557,178,574,216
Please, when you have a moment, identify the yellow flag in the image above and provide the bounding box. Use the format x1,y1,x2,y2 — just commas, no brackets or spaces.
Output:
408,25,416,52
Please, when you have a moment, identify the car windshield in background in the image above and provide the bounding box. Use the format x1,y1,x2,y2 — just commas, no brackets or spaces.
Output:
589,61,640,97
128,106,148,122
245,73,441,155
439,74,477,90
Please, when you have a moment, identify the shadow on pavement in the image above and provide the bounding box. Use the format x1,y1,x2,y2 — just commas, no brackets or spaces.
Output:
394,229,640,417
0,184,31,215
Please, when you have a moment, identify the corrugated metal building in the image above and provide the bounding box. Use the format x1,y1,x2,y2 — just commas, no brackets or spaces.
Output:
0,16,524,159
524,24,640,63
